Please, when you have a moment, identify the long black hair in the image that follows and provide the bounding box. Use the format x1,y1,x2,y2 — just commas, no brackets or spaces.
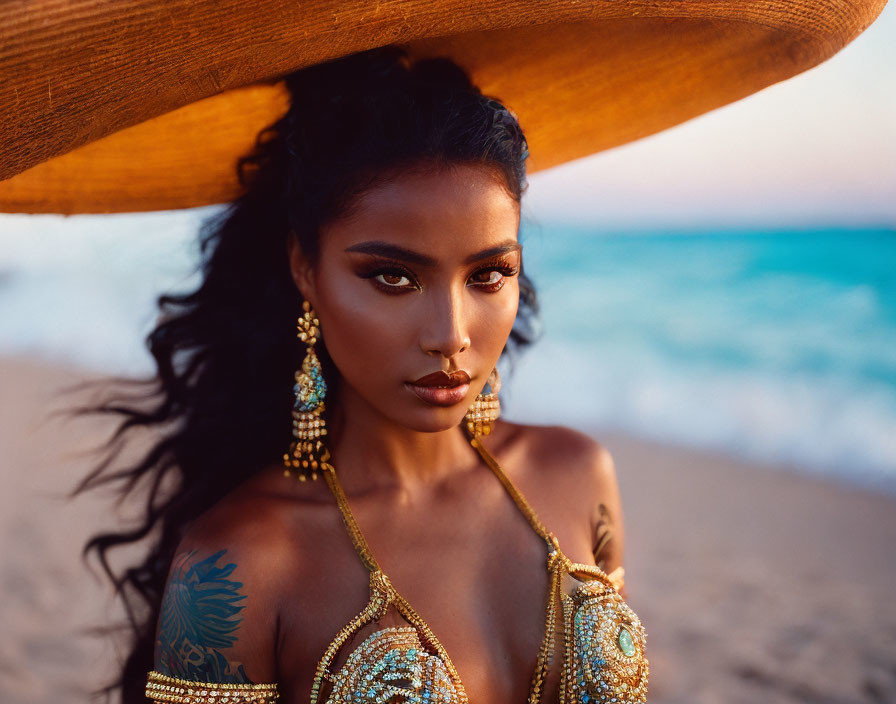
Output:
74,45,539,703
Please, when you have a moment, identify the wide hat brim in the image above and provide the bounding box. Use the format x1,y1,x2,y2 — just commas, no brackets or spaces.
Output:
0,0,886,214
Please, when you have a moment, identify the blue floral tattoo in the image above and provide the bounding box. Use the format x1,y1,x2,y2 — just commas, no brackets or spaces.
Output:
156,549,251,683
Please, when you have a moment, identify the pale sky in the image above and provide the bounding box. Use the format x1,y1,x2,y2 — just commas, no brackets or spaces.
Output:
523,4,896,228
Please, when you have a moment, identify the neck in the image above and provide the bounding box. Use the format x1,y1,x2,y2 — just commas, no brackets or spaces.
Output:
326,381,479,497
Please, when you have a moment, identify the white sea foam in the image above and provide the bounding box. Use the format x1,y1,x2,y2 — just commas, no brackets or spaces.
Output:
1,214,894,492
0,210,210,373
501,338,896,493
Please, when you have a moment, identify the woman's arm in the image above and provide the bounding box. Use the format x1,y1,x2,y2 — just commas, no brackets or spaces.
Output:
587,443,628,598
529,424,629,597
152,547,263,682
146,518,283,702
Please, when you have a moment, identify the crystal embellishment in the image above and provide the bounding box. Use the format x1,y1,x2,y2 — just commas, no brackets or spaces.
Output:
617,626,636,657
325,626,462,704
562,578,649,703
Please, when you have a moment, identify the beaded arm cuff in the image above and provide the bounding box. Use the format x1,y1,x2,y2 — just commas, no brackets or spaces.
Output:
146,671,279,703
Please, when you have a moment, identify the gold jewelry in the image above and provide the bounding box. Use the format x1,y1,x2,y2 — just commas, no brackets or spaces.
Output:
283,300,332,481
464,367,501,437
146,431,649,704
146,671,278,704
304,435,648,704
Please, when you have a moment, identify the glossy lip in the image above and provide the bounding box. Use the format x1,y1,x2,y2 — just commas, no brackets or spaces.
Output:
410,370,471,387
406,369,472,407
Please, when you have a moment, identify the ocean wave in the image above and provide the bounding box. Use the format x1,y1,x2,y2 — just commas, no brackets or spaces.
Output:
1,216,894,492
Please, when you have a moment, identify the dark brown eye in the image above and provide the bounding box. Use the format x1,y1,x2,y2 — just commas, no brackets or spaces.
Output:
469,262,519,291
376,272,411,287
471,270,503,285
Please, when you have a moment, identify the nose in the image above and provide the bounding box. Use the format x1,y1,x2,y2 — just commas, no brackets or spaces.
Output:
419,286,471,359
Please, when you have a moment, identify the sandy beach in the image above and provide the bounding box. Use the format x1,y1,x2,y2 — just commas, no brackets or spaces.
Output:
2,354,894,704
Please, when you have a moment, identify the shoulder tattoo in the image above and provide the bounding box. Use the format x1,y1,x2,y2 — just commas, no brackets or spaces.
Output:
591,503,615,569
156,549,252,683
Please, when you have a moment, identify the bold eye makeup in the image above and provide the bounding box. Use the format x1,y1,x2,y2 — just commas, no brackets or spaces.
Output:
353,254,520,294
466,256,521,292
355,257,420,294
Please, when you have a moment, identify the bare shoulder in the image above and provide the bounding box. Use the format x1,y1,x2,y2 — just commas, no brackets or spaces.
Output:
490,420,626,579
154,470,311,683
177,470,308,576
491,418,617,491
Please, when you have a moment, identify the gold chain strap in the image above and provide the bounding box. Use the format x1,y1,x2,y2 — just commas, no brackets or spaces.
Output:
389,589,470,703
320,462,381,573
468,436,558,550
529,551,565,704
464,435,573,704
319,434,567,704
318,465,471,702
321,435,562,570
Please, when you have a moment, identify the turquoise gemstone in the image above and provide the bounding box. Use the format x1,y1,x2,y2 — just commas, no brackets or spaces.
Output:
617,626,636,657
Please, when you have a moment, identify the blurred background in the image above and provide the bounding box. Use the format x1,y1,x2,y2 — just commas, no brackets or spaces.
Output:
1,5,894,704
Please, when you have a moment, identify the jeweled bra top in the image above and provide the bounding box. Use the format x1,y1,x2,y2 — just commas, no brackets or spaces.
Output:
145,435,649,703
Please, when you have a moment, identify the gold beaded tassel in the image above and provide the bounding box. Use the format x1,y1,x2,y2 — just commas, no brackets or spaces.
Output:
465,367,502,437
283,300,332,481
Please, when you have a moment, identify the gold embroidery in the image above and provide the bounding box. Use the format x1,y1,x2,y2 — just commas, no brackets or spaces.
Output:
308,569,468,704
145,670,278,703
325,626,463,704
305,436,649,704
145,435,648,704
559,569,648,703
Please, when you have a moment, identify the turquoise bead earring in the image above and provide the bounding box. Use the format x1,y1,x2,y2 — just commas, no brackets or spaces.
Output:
465,367,501,438
283,300,331,480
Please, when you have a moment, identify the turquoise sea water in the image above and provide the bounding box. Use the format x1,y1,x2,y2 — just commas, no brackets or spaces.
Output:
507,222,896,492
1,215,894,492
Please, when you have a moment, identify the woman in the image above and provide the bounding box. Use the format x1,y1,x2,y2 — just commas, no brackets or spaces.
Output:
79,46,647,704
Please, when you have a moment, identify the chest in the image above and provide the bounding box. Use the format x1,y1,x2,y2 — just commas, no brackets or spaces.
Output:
275,471,595,703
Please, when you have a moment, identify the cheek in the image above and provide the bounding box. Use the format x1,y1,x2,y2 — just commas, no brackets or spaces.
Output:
312,270,415,382
313,267,520,403
470,279,520,358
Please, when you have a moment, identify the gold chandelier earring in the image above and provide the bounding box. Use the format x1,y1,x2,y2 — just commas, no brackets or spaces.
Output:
465,367,502,438
283,300,331,481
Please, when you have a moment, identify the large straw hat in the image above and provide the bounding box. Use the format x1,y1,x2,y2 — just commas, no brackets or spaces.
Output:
0,0,886,214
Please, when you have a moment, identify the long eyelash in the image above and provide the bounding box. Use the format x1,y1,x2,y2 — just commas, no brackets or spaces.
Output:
475,256,520,276
356,256,519,294
469,259,520,290
357,259,419,293
359,267,414,281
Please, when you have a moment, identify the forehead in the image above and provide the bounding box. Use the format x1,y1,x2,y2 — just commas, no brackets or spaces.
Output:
324,163,520,257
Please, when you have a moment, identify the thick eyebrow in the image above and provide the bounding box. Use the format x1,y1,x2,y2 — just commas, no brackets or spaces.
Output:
344,240,522,266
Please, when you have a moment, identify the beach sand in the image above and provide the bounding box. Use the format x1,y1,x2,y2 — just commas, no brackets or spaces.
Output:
2,355,894,703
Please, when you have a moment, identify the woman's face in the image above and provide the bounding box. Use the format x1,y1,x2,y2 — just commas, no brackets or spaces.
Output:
289,163,522,433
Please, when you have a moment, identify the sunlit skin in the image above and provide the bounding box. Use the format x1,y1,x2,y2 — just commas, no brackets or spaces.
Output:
288,162,521,494
163,163,627,704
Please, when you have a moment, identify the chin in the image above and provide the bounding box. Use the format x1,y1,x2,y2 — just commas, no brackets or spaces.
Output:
401,407,468,434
